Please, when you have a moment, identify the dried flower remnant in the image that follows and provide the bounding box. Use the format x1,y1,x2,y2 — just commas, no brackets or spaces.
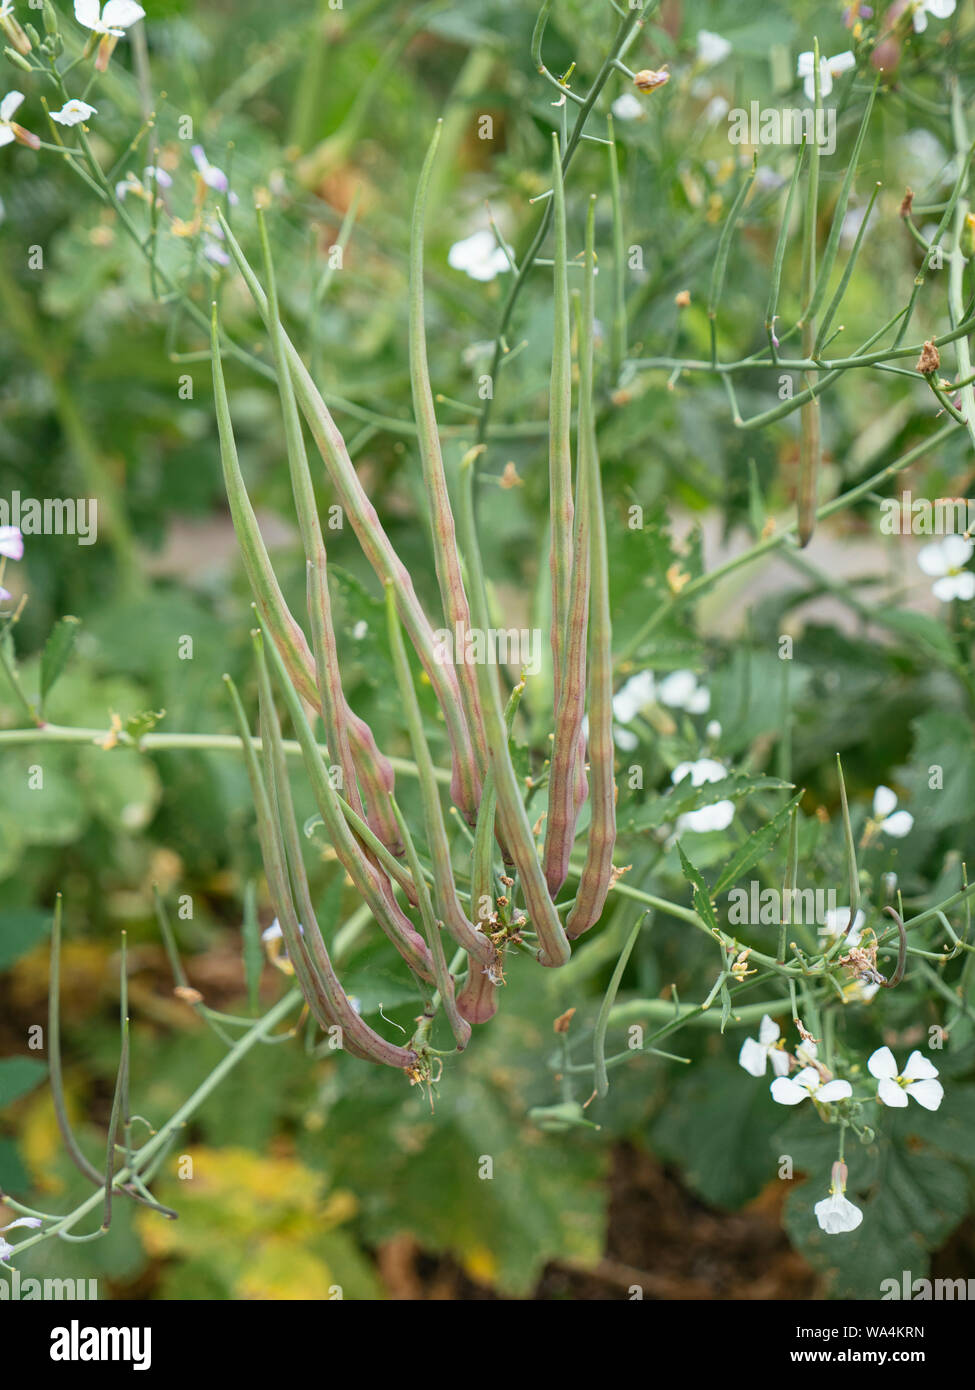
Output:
916,339,940,375
633,68,670,94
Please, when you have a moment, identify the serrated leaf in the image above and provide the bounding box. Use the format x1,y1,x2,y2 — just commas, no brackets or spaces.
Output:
39,615,81,708
712,791,803,895
677,842,719,932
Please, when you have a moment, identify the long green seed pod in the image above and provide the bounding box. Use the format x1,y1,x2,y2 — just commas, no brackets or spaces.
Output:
254,640,418,1068
544,199,597,897
566,202,617,939
210,302,319,707
548,133,574,709
255,612,435,981
384,582,493,971
455,676,526,1023
258,211,402,854
216,210,481,824
797,41,822,548
391,798,471,1051
226,670,370,1056
410,120,487,776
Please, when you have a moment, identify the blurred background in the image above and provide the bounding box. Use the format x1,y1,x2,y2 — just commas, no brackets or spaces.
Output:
1,0,974,1299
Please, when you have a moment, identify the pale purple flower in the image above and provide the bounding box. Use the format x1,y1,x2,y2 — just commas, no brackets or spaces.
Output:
191,144,237,202
0,526,23,560
0,1216,42,1261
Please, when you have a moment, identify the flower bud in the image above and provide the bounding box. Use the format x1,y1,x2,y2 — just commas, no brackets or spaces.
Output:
42,1,59,36
830,1159,848,1193
4,45,32,72
0,11,32,56
634,67,670,93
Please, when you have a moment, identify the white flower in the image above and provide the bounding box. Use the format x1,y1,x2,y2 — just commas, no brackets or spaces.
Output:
50,99,97,127
0,1216,42,1262
797,50,856,100
770,1065,853,1106
842,977,880,1004
74,0,144,37
0,525,23,560
447,229,509,282
611,93,644,122
658,669,710,714
913,0,956,33
0,89,25,147
814,1191,863,1234
613,670,655,723
738,1014,791,1078
705,719,722,741
917,534,975,602
352,619,368,640
868,1046,943,1110
872,785,913,838
672,757,734,833
819,905,865,947
697,30,732,67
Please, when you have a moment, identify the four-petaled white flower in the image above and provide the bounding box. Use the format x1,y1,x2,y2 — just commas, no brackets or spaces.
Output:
658,668,710,714
872,785,913,838
672,757,734,833
814,1186,863,1234
612,669,655,749
697,30,732,67
447,229,509,282
868,1046,943,1110
0,89,26,147
51,99,97,127
913,0,956,33
74,0,145,37
819,905,865,947
0,1216,42,1262
771,1065,853,1106
917,534,975,602
738,1014,791,1078
797,50,856,100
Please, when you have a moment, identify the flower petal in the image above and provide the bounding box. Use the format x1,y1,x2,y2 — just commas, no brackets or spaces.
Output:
102,0,145,28
901,1050,939,1081
738,1036,767,1077
873,784,898,819
770,1076,808,1105
758,1013,780,1045
880,810,914,838
877,1075,909,1107
816,1079,853,1103
769,1048,792,1078
74,0,102,31
867,1045,899,1080
941,533,974,569
906,1078,944,1111
814,1193,863,1234
0,89,24,122
917,541,950,577
0,525,23,560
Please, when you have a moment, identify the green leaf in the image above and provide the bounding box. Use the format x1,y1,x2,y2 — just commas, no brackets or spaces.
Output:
0,908,51,970
77,747,162,833
39,615,81,708
0,1057,47,1109
712,791,803,895
677,842,719,933
0,751,87,846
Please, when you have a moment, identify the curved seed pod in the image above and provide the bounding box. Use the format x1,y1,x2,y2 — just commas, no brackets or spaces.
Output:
455,961,500,1026
307,557,402,854
256,617,435,982
544,204,598,898
410,120,487,778
217,211,481,825
566,208,617,939
226,673,387,1065
384,582,493,967
391,798,471,1050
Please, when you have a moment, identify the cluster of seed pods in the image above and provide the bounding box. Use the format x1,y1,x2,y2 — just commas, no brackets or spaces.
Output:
212,128,616,1073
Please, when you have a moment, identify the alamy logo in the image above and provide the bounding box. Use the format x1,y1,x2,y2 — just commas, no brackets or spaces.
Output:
433,621,542,676
0,1268,98,1301
0,492,98,545
728,101,836,156
879,492,975,536
50,1320,151,1371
